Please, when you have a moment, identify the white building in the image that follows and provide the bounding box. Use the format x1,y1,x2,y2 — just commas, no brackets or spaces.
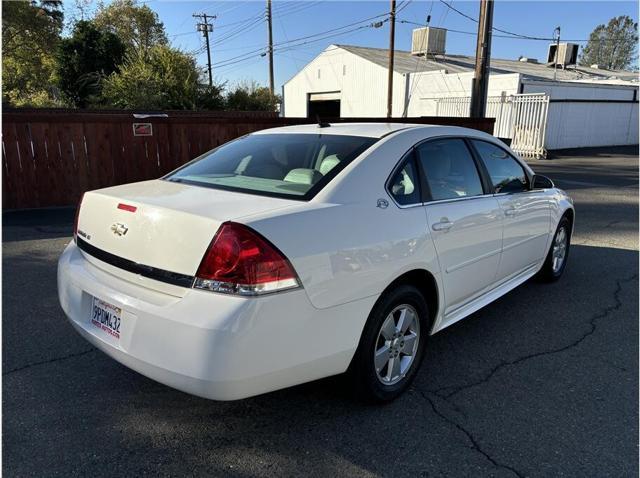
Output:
282,29,639,157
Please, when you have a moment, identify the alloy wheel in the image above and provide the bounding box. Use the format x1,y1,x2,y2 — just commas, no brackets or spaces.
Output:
552,226,568,273
374,304,420,385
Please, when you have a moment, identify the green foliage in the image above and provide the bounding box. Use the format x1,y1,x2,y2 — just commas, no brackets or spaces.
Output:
225,81,281,112
102,45,216,109
579,15,639,70
55,20,126,107
2,0,65,106
196,84,227,111
93,0,167,53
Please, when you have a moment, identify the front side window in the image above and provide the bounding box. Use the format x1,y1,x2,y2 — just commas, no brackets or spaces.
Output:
472,140,528,193
388,157,421,206
166,133,376,200
415,139,484,201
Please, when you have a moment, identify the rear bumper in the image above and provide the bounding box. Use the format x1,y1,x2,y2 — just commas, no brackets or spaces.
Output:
57,242,377,400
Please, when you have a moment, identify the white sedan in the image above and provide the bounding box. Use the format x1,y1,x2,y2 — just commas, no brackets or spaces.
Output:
58,123,574,402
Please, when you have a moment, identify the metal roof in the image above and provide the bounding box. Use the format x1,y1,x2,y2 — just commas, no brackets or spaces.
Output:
334,44,639,83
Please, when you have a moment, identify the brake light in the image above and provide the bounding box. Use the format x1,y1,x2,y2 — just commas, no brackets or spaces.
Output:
73,193,85,243
194,222,300,296
117,203,137,212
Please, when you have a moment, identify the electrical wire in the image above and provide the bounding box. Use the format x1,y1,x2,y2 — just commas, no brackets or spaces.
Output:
211,18,388,69
438,0,554,41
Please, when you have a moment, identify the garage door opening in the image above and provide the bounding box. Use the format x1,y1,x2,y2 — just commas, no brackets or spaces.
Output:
307,91,341,119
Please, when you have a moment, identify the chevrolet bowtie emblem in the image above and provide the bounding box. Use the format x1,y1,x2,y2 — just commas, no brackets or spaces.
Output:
110,223,129,237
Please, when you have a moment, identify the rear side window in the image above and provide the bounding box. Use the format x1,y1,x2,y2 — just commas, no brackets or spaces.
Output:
472,140,528,193
388,157,421,206
166,133,376,200
415,139,484,201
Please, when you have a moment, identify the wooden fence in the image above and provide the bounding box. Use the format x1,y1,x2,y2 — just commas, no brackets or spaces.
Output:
2,109,494,209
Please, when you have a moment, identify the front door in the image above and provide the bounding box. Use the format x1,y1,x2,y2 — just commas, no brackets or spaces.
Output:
416,138,503,313
470,139,551,281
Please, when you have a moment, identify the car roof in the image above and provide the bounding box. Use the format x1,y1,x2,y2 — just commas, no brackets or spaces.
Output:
252,122,433,138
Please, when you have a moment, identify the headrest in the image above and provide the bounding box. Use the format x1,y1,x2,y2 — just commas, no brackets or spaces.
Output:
319,154,341,175
283,168,324,185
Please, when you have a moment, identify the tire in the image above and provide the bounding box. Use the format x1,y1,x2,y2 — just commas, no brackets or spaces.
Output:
350,284,430,403
538,215,572,282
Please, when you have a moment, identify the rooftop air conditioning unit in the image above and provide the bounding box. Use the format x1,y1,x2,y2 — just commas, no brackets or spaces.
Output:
518,56,539,63
411,27,447,56
547,42,579,67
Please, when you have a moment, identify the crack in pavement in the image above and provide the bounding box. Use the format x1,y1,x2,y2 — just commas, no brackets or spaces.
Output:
411,273,638,478
414,388,525,478
432,273,638,400
3,348,96,376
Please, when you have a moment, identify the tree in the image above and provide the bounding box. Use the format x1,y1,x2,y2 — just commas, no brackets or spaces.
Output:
55,21,126,107
579,15,639,70
2,0,65,106
93,0,167,53
225,81,281,111
102,45,220,110
196,84,227,111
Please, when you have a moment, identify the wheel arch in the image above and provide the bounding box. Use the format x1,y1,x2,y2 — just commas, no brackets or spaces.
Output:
379,269,440,333
563,206,575,234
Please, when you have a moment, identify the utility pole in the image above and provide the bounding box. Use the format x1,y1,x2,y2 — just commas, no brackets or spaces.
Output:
386,0,396,118
193,13,215,86
469,0,494,118
267,0,275,97
553,26,561,81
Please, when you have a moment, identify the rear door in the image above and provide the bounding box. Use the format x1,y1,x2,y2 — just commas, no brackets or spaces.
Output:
416,138,503,313
470,140,551,281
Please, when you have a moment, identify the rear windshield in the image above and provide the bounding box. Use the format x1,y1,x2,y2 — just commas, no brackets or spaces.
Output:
165,133,377,200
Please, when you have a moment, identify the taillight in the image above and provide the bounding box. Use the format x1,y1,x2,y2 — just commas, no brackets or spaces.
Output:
194,222,300,296
73,193,85,243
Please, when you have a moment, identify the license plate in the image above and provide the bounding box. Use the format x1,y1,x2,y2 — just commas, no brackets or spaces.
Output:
90,297,122,340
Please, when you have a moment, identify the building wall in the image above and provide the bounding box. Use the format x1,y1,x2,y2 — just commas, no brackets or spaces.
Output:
283,46,407,118
404,71,521,116
522,80,639,149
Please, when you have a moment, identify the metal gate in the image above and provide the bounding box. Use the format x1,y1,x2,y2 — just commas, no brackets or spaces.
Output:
435,93,550,159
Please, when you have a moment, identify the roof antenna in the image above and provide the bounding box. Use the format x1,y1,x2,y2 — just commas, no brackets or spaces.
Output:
315,113,330,128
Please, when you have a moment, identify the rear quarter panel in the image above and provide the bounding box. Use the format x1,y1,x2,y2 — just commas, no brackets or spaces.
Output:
245,201,439,310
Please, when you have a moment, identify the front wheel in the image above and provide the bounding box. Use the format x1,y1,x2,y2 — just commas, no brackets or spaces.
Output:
350,285,430,402
538,215,571,282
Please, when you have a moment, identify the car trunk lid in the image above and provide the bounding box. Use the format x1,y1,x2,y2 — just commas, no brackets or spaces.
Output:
76,179,298,287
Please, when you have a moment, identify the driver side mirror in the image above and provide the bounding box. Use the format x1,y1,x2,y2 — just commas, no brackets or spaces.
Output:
531,174,554,189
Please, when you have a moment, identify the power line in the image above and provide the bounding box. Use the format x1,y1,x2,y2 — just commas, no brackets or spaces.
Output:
438,0,553,41
398,18,602,43
211,14,266,46
211,18,388,69
274,1,323,18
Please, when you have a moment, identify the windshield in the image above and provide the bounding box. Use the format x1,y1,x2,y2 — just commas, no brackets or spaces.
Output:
165,133,377,200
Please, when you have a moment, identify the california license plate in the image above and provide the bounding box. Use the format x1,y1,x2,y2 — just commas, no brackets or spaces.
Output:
90,297,122,340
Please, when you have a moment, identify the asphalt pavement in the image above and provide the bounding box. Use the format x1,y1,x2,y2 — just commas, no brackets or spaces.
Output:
3,146,638,477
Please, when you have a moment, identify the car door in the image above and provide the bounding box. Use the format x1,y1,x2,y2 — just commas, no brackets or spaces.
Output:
470,139,551,282
415,138,503,314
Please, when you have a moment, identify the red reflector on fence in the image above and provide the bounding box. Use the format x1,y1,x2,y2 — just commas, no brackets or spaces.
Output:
117,203,137,212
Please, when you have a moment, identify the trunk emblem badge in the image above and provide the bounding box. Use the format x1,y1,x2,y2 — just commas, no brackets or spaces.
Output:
111,223,129,237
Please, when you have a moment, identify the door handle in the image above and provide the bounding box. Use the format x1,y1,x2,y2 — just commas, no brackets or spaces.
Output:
432,220,454,232
504,207,517,217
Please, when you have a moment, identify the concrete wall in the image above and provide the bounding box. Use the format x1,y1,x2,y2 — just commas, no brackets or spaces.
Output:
283,45,407,118
522,80,639,149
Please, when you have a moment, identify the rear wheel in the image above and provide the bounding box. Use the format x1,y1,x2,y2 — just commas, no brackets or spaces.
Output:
350,285,430,402
538,215,571,282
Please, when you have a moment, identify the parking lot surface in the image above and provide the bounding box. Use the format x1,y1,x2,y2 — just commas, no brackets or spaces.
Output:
3,146,638,477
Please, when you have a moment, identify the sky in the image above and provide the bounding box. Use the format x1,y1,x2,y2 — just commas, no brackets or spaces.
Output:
66,0,639,91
